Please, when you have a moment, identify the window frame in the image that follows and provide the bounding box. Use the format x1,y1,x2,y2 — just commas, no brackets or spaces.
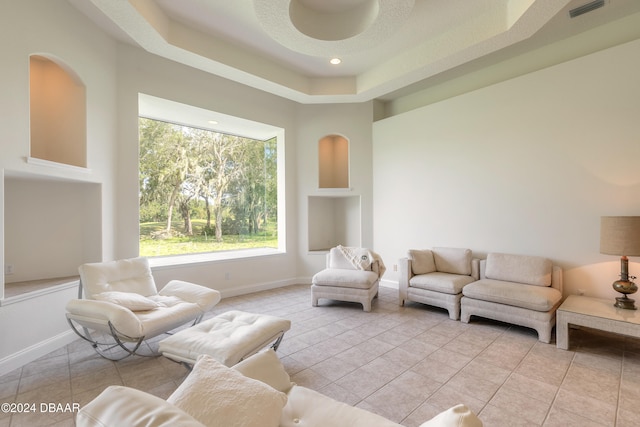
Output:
137,94,286,264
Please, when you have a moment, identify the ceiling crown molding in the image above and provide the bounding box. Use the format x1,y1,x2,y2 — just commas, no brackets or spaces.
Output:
69,0,640,105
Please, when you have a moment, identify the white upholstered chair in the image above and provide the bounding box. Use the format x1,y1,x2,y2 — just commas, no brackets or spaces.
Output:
461,252,563,343
399,247,479,320
311,246,385,312
66,257,221,360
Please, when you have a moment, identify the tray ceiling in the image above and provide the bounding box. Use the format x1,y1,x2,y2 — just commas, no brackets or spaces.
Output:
69,0,640,103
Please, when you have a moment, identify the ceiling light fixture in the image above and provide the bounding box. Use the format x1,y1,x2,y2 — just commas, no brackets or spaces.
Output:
330,58,341,65
254,0,414,56
208,120,218,125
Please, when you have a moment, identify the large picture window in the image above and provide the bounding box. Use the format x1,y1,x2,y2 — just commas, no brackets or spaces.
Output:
138,117,278,258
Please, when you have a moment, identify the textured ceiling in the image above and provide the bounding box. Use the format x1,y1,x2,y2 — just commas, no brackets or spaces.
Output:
69,0,640,104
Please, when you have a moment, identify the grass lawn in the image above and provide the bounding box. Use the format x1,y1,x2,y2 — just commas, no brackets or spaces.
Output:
140,219,277,257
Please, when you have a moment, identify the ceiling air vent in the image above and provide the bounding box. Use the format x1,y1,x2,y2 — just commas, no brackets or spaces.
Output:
569,0,605,18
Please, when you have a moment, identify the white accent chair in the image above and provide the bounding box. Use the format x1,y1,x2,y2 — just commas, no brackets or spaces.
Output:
66,257,221,360
311,247,383,312
461,252,563,343
399,248,479,320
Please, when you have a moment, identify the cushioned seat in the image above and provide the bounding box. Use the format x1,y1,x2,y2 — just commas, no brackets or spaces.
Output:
409,272,477,294
462,279,562,312
159,310,291,366
312,268,379,289
311,246,385,312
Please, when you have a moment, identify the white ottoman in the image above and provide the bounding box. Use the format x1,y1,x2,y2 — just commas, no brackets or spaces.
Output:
159,310,291,367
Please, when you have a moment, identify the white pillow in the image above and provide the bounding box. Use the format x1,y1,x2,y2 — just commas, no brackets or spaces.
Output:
408,249,436,275
93,291,162,311
419,404,482,427
76,386,204,427
149,294,183,307
233,349,294,393
485,252,552,287
167,354,287,427
432,247,472,275
80,257,158,297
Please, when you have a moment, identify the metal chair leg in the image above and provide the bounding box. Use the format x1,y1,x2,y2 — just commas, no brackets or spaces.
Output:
67,317,150,361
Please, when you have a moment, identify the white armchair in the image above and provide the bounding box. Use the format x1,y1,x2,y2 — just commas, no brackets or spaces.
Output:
311,246,385,312
66,257,221,360
461,252,563,343
399,247,479,320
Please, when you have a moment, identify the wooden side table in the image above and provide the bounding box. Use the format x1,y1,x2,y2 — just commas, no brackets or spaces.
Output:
556,295,640,349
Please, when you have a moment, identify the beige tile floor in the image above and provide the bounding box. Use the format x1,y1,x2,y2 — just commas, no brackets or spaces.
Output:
1,284,640,426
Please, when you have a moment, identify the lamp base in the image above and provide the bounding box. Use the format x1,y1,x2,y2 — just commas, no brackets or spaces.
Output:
614,295,637,310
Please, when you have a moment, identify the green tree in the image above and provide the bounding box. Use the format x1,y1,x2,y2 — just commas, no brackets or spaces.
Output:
139,117,278,252
233,137,276,235
139,118,198,236
199,132,247,242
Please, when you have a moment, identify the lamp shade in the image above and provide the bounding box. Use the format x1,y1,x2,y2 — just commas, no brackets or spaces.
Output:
600,216,640,256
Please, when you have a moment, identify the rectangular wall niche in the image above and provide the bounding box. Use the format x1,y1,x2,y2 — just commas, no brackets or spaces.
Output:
308,195,360,252
4,174,102,288
318,135,349,189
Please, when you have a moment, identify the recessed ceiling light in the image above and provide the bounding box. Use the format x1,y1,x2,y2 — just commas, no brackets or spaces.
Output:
330,58,341,65
208,120,218,125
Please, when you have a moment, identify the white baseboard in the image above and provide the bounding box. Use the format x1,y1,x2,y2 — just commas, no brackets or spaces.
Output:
219,277,310,298
380,279,399,290
0,330,77,377
221,277,397,296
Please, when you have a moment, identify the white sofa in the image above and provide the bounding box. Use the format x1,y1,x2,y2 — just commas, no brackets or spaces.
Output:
399,248,479,320
461,252,563,343
76,349,482,427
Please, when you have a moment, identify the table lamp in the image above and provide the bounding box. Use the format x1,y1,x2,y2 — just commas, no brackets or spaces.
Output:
600,216,640,310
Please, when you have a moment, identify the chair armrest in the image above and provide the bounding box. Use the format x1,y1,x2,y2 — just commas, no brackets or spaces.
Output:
398,258,412,306
471,258,481,280
160,280,221,311
551,265,563,294
479,259,487,279
66,299,143,338
371,260,380,277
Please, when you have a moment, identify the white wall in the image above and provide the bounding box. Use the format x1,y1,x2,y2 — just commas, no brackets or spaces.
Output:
295,103,374,277
373,38,640,299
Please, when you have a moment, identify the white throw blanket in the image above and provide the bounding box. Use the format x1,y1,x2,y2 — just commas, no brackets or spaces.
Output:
337,245,386,278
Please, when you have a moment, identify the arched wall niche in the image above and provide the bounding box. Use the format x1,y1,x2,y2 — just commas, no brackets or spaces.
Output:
29,54,87,168
310,133,359,252
318,134,349,189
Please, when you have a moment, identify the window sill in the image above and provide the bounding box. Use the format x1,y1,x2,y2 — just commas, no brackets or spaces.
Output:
147,247,284,270
26,157,92,174
1,277,79,306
